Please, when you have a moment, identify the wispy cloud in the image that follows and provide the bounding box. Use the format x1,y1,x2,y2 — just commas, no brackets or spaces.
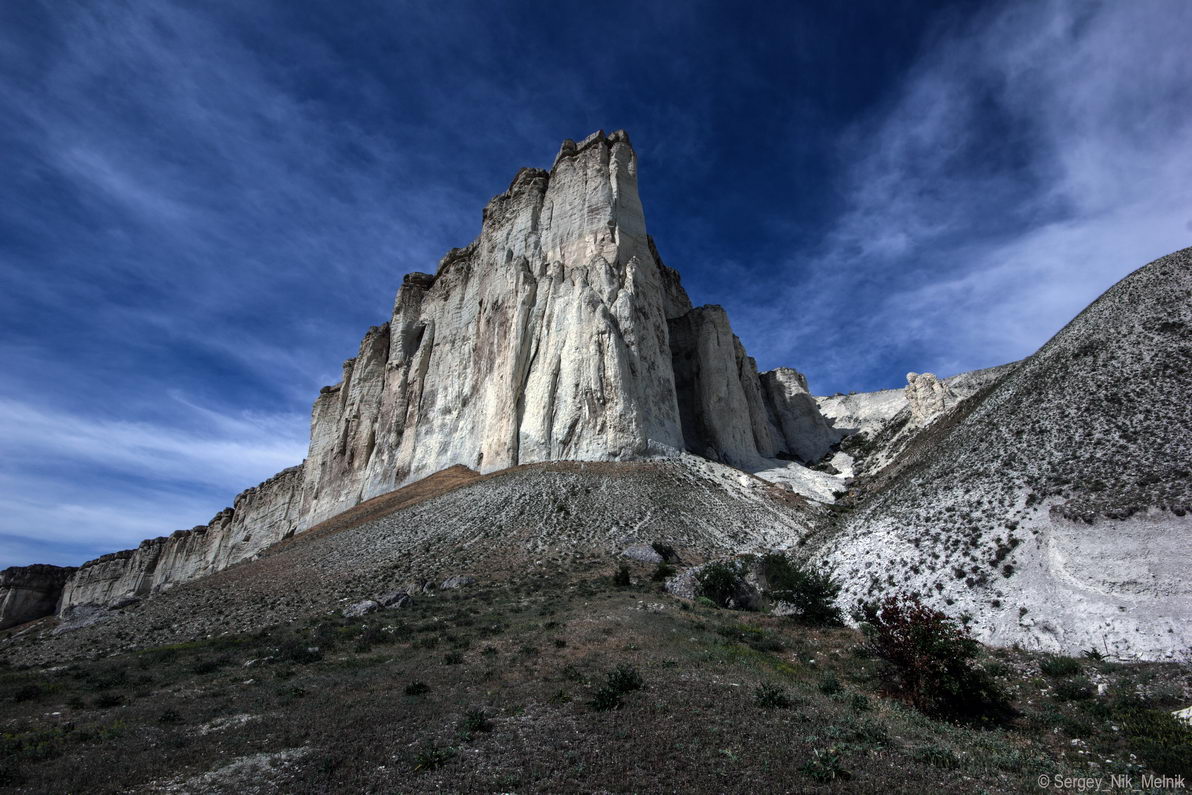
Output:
0,396,307,567
732,0,1192,393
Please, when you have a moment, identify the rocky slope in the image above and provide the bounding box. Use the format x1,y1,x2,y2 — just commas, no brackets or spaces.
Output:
815,248,1192,660
3,455,818,663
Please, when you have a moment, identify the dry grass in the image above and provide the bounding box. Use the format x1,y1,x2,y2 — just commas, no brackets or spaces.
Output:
2,559,1187,793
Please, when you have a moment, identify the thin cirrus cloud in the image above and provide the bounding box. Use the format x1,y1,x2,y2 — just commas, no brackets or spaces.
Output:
731,0,1192,394
0,395,308,566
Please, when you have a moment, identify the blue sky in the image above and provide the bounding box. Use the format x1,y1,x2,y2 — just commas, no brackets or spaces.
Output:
2,0,1190,568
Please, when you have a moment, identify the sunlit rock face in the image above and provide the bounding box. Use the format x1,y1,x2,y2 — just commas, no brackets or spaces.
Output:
295,130,839,528
50,131,842,613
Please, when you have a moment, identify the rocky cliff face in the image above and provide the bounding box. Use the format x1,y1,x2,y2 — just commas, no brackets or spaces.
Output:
904,372,959,426
57,466,303,614
295,130,838,527
0,565,76,630
41,131,841,617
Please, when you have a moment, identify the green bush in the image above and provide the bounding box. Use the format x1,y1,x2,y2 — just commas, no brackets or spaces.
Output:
404,681,430,696
800,747,850,782
1040,655,1082,677
277,639,322,664
606,664,643,694
589,686,622,712
412,744,455,772
651,563,676,582
760,553,843,625
754,682,792,709
860,595,1013,722
695,560,743,608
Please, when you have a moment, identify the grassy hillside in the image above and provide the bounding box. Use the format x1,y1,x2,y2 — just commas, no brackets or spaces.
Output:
3,559,1188,793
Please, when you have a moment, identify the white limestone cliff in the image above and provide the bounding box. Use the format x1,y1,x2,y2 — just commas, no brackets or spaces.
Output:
43,131,844,617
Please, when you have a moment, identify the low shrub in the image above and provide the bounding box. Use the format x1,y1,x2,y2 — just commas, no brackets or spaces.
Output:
754,682,792,709
412,744,455,772
1040,655,1082,677
651,563,676,582
1053,677,1094,702
605,664,643,694
695,560,745,609
461,708,492,734
404,681,430,696
612,565,632,587
760,553,843,625
860,595,1012,722
800,747,850,782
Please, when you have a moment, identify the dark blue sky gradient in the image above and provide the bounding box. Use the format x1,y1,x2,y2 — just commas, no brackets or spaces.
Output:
1,0,1189,566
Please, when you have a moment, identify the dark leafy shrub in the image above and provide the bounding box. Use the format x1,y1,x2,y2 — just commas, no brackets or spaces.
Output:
404,681,430,696
461,708,492,733
754,682,792,709
158,708,182,725
589,686,622,712
818,672,841,695
651,563,676,582
695,560,744,609
443,651,464,665
12,684,43,703
1040,655,1082,677
800,747,850,782
605,664,643,694
612,565,632,587
860,595,1013,722
1081,648,1106,661
277,639,322,664
412,744,455,772
191,657,228,675
93,693,123,709
760,553,843,625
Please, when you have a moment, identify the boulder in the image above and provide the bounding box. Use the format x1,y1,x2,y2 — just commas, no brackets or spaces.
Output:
378,591,412,609
439,576,477,590
621,545,663,564
342,600,380,618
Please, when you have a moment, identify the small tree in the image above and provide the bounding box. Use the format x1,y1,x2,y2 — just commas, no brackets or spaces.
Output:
859,595,1012,722
760,553,843,626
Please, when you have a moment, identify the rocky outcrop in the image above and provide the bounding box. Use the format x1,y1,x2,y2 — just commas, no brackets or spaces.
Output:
760,368,843,462
905,372,958,426
42,131,841,617
296,130,839,527
0,565,76,630
58,466,303,613
297,131,696,528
